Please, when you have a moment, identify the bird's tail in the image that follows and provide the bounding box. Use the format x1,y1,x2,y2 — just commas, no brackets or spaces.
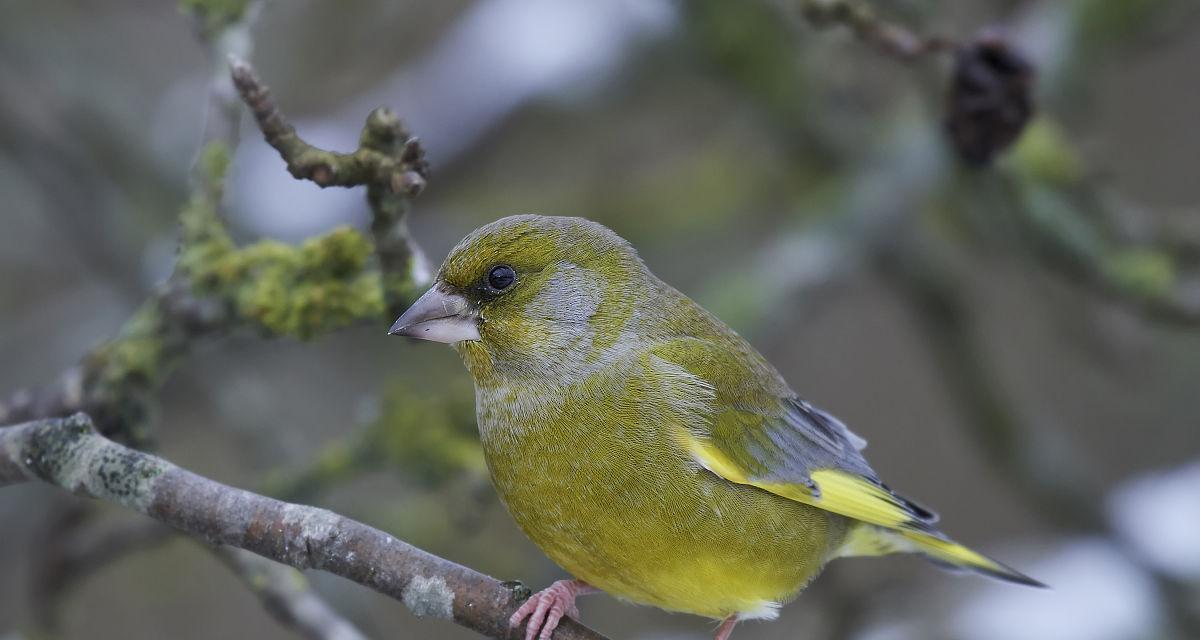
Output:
836,523,1046,588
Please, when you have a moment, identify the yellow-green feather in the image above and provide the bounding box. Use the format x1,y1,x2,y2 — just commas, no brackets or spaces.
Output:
475,351,849,619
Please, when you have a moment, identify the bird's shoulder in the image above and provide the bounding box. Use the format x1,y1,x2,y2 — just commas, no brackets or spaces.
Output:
643,332,877,484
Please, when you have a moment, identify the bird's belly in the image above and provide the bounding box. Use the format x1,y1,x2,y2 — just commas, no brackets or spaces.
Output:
482,427,847,619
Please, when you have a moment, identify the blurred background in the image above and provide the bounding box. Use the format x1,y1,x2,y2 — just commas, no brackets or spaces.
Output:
2,1,1200,639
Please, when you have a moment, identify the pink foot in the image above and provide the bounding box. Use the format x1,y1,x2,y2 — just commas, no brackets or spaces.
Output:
510,579,595,640
714,615,738,640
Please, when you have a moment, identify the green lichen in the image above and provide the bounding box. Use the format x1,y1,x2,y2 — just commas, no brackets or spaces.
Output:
179,225,387,340
264,380,482,501
178,140,237,277
1019,182,1108,264
90,303,169,391
367,382,483,487
176,144,392,339
1072,0,1161,57
179,0,250,38
1011,118,1084,186
198,141,232,192
24,415,95,485
83,301,173,443
23,415,166,506
234,229,386,339
1105,249,1175,299
685,0,811,128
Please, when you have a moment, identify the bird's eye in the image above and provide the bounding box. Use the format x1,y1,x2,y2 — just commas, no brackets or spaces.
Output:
486,265,516,291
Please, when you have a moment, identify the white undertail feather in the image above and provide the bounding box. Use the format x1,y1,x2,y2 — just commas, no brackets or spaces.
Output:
736,600,781,621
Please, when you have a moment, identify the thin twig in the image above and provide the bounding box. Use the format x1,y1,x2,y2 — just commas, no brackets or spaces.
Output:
1003,177,1200,326
798,0,955,61
0,279,230,441
191,0,263,192
229,58,432,313
212,547,371,640
0,415,610,640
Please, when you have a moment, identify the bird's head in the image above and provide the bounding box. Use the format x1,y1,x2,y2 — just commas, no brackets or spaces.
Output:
390,215,650,382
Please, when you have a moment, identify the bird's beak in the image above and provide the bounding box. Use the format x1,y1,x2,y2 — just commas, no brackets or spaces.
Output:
388,283,481,343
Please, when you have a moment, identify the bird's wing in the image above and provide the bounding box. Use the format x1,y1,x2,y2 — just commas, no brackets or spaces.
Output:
651,338,939,534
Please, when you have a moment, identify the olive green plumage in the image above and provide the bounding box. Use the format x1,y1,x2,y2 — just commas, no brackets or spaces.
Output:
394,214,1040,625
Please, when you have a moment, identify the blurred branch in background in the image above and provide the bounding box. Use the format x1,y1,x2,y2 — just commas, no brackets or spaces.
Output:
797,0,955,60
993,160,1200,326
27,505,174,632
212,546,369,640
0,415,610,640
264,381,484,504
798,0,1036,166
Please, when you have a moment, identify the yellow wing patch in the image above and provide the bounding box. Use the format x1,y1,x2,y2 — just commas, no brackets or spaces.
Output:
685,435,926,531
684,434,1045,587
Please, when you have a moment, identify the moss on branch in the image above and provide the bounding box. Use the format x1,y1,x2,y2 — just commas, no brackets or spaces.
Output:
179,222,386,340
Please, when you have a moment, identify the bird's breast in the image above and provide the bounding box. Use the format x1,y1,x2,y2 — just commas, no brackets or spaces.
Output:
472,366,844,619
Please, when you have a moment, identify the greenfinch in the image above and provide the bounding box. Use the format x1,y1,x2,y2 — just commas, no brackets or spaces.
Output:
390,215,1041,640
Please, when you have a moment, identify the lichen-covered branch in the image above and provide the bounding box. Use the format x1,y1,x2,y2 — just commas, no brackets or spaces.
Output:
799,1,1035,166
0,415,610,640
0,278,232,441
230,58,432,314
1004,176,1200,326
213,547,370,640
0,58,432,439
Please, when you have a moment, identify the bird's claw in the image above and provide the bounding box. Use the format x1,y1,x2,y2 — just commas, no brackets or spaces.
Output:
510,579,585,640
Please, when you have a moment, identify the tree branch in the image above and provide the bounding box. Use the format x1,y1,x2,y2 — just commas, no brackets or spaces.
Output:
797,0,955,61
1004,175,1200,326
0,60,433,438
212,546,370,640
0,415,610,640
229,57,432,314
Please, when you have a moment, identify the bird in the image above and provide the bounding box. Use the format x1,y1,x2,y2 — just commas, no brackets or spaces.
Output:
389,214,1042,640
